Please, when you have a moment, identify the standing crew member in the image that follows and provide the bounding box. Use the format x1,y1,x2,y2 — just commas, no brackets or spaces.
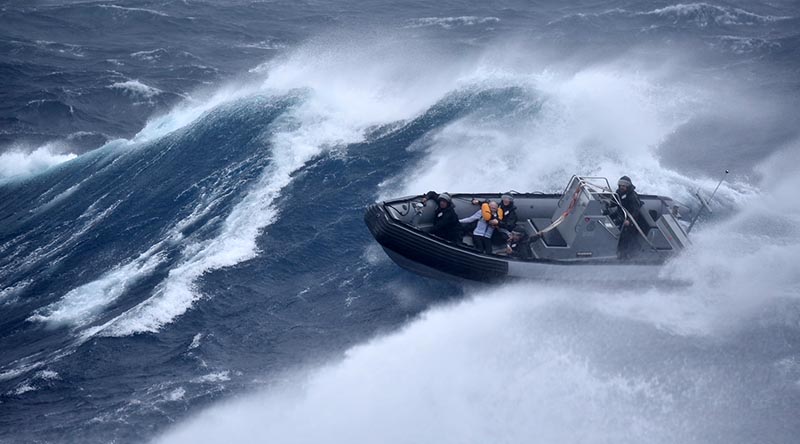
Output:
615,176,643,259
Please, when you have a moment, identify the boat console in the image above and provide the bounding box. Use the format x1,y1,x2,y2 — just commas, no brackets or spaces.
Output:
526,176,689,260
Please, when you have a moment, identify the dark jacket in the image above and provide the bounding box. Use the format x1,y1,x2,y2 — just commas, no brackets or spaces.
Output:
617,188,642,215
498,202,518,231
431,203,461,243
507,234,532,259
613,187,643,227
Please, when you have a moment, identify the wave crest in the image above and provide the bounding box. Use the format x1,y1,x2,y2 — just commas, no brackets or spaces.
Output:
0,144,77,182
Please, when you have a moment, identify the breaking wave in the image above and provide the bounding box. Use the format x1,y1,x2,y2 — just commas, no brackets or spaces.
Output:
16,37,464,340
0,144,77,182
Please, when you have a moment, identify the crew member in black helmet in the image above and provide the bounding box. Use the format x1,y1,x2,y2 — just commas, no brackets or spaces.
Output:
496,193,518,242
424,191,461,243
615,176,643,259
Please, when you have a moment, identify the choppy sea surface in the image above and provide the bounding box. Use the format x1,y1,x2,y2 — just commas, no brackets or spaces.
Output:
1,1,800,443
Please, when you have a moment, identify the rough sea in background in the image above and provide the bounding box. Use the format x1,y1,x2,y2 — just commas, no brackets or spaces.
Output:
1,1,800,443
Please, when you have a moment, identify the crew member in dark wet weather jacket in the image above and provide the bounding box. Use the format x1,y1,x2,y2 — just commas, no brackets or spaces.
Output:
616,176,642,218
424,191,461,243
506,228,532,259
497,193,518,241
614,176,644,259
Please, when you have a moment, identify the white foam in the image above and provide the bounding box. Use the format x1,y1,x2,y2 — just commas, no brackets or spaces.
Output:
188,333,203,350
547,8,628,25
405,16,500,29
642,3,789,25
384,66,748,207
155,288,696,444
130,48,166,60
239,40,287,50
31,182,84,214
129,84,255,145
4,370,62,397
0,361,43,382
362,243,389,266
0,279,30,305
0,144,77,182
98,4,169,17
34,40,85,58
166,387,186,401
110,79,163,99
192,371,230,384
713,35,781,54
29,245,166,327
35,370,59,381
9,383,36,396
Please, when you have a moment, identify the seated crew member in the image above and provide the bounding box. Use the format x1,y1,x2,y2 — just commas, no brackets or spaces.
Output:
427,192,461,243
496,193,518,241
505,227,532,259
460,200,500,254
471,194,516,243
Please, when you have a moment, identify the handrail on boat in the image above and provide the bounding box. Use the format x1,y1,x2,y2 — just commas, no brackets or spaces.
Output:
550,176,658,251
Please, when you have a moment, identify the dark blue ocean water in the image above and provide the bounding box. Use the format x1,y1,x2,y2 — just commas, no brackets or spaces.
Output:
2,2,800,443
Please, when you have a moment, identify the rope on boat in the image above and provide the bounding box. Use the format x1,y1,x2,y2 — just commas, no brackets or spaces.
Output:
535,177,659,252
534,183,583,235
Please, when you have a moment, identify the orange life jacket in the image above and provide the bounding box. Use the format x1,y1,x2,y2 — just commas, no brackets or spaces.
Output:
481,202,504,221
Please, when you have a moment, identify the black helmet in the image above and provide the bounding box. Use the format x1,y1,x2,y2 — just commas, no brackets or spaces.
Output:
618,176,633,188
